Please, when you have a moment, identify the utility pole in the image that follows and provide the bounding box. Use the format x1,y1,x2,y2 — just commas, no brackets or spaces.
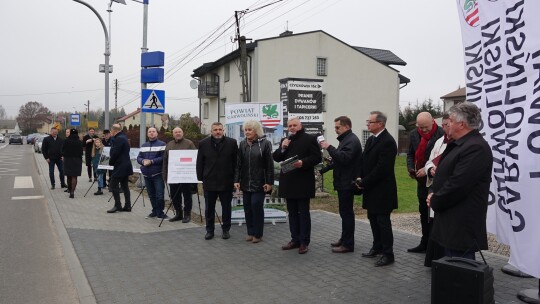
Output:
235,11,250,103
114,79,118,122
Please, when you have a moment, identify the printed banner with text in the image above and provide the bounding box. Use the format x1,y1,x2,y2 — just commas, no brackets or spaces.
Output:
457,0,540,278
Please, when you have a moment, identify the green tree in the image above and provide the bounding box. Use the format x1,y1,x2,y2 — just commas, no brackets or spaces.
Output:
179,112,204,139
399,98,443,131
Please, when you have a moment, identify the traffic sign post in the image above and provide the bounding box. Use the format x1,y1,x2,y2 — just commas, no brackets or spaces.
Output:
141,89,165,113
70,114,81,126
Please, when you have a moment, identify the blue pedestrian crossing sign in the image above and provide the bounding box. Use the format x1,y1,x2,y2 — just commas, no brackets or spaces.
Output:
141,89,165,113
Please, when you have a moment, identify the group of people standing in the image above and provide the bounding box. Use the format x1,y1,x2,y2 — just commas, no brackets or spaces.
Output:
43,127,106,199
43,102,492,268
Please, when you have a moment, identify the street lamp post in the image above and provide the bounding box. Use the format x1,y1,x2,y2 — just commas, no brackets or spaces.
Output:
72,0,124,131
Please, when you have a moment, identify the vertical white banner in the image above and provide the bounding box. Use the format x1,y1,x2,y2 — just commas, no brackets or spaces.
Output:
456,0,540,278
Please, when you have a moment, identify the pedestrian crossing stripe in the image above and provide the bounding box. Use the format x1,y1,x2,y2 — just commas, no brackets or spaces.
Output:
141,89,165,113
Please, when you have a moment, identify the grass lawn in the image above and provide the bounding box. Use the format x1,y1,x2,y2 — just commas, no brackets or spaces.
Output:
321,155,418,213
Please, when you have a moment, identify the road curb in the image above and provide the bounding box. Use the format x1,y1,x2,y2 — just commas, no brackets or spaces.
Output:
35,153,97,304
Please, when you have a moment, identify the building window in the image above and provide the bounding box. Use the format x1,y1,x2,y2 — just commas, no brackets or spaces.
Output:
317,57,327,76
203,102,209,119
219,98,226,117
322,94,327,112
224,64,230,82
362,130,371,147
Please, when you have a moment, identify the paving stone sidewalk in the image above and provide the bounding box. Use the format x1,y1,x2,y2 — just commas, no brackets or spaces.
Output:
36,154,537,304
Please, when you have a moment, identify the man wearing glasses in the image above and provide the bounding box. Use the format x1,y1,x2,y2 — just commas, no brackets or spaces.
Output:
319,116,362,253
356,111,398,266
406,112,444,253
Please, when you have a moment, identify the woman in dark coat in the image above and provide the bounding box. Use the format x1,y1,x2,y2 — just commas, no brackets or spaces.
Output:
62,128,83,198
234,120,274,243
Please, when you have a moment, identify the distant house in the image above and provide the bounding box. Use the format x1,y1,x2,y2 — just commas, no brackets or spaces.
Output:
0,120,21,135
116,108,168,130
192,30,409,147
441,87,466,112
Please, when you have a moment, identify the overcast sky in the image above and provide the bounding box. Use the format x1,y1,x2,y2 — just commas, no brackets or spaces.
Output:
0,0,465,120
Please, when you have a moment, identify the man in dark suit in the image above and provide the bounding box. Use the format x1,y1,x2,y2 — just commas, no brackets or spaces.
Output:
406,112,444,253
320,116,362,253
107,124,134,213
273,117,322,254
357,111,398,267
196,122,238,240
427,102,492,260
42,127,67,189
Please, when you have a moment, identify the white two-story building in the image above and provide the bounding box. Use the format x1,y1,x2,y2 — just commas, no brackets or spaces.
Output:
192,30,409,147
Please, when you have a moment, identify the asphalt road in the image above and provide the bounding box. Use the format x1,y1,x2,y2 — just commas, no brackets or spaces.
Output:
0,142,78,304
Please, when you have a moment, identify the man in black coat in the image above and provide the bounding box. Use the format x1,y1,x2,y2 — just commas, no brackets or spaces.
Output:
273,117,322,254
83,128,99,182
196,122,238,240
42,127,67,189
406,112,444,253
427,102,492,260
320,116,362,253
107,124,134,213
357,111,398,267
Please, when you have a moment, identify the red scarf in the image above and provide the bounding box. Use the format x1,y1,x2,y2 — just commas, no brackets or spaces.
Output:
415,120,438,168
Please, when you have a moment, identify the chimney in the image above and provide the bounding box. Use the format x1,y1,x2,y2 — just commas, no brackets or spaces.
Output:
279,30,293,37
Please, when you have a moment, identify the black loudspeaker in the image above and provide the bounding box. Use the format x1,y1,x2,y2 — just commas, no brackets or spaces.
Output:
432,257,495,304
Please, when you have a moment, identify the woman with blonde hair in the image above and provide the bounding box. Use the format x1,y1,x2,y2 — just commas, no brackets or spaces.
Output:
234,120,274,243
91,138,106,195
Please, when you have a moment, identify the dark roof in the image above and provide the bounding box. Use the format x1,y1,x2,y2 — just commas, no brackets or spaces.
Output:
192,43,256,77
192,30,409,83
353,47,406,66
441,87,465,99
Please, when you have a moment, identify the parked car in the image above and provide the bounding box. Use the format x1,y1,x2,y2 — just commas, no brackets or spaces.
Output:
27,133,40,144
34,135,47,153
9,134,23,145
0,134,5,143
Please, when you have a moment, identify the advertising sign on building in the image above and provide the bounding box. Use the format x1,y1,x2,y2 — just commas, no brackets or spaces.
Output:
225,102,284,150
279,78,324,135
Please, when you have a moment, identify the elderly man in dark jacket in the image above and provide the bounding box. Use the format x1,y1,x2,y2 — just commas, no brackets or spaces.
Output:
427,102,492,260
42,127,67,189
196,122,238,240
406,112,444,253
137,127,166,219
107,124,133,213
357,111,398,267
273,117,322,254
320,116,362,253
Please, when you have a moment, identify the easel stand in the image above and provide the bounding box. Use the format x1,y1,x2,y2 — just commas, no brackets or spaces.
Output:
83,180,97,197
159,183,182,227
131,186,146,209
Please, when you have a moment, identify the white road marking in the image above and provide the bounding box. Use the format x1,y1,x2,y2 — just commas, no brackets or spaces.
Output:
14,176,34,188
11,196,45,200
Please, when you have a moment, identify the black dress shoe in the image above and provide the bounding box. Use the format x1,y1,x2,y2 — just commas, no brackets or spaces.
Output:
122,206,132,212
375,255,395,267
168,213,183,222
61,184,67,188
51,185,55,190
182,215,191,223
332,245,354,253
407,244,426,253
330,240,342,247
64,189,69,193
222,231,230,239
281,241,300,250
361,249,382,258
69,193,74,199
107,206,121,213
298,244,309,254
205,232,214,240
